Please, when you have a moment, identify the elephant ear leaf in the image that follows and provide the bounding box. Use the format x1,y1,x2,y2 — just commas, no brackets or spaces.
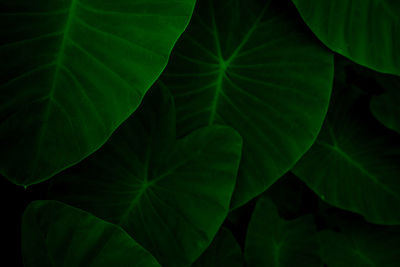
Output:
0,0,196,186
22,200,161,267
293,69,400,224
245,196,322,267
49,85,243,266
161,0,333,208
291,0,400,75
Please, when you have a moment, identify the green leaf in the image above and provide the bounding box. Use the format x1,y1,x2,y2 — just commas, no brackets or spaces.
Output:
48,85,243,266
245,196,322,267
293,71,400,224
160,0,333,208
291,0,400,75
318,219,400,266
192,227,244,267
0,0,195,186
370,74,400,134
22,200,160,267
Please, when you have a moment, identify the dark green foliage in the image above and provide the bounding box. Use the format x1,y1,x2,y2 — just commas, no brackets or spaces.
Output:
193,228,244,267
48,86,243,266
245,196,322,266
162,0,333,208
292,0,400,75
317,210,400,266
1,0,400,266
22,200,161,266
0,0,195,186
293,65,400,224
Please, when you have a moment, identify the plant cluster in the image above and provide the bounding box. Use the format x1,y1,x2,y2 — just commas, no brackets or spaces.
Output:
1,0,400,266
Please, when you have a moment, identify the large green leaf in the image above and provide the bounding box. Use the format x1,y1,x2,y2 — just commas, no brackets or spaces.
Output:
245,196,322,267
192,227,244,267
318,217,400,266
0,0,195,186
291,0,400,75
293,71,400,224
22,200,160,267
161,0,333,208
48,86,243,266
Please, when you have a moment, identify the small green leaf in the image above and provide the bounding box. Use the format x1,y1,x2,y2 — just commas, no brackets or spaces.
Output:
0,0,195,186
49,85,243,266
293,70,400,224
161,0,333,208
22,200,160,267
291,0,400,75
245,196,322,267
192,227,244,267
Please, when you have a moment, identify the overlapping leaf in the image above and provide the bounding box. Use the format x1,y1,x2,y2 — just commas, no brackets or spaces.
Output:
292,0,400,75
48,86,243,266
0,0,195,186
293,71,400,224
22,200,160,267
160,0,333,208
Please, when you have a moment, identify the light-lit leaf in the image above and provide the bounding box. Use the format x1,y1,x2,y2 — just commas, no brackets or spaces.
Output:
22,200,160,267
48,86,243,266
161,0,333,208
0,0,195,186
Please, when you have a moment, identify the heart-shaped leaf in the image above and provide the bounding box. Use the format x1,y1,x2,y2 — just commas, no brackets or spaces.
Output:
291,0,400,75
22,200,160,267
293,68,400,224
192,227,244,267
245,196,322,267
48,85,243,266
161,0,333,208
0,0,195,186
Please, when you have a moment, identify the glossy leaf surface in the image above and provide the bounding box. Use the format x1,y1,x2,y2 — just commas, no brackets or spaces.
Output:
293,74,400,224
292,0,400,75
161,0,333,208
22,200,160,267
245,196,322,267
49,86,243,266
0,0,195,186
192,227,244,267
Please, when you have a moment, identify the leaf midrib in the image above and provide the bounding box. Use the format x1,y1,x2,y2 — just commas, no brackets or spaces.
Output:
206,2,269,126
31,0,79,179
117,145,203,226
